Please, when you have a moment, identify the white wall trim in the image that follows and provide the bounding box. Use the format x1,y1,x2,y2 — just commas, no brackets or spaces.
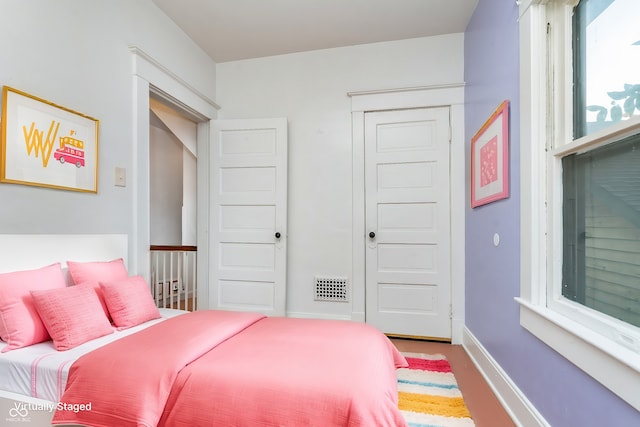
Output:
130,46,217,310
349,83,465,113
462,327,551,427
517,298,640,411
449,102,466,344
130,46,220,115
350,84,465,343
351,110,366,321
131,75,151,279
347,83,465,98
287,311,354,321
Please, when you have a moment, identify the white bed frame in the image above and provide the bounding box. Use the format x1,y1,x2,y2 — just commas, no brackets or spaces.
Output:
0,234,127,274
0,234,128,426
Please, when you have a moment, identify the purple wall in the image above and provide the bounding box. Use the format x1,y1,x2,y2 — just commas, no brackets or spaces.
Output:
464,0,639,425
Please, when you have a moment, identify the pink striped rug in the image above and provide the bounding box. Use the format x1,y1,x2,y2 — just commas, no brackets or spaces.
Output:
397,352,475,427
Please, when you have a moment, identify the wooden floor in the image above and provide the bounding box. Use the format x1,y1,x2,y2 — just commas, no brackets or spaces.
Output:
390,338,515,427
160,297,197,311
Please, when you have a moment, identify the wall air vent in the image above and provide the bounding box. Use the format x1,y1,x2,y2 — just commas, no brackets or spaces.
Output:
314,276,349,302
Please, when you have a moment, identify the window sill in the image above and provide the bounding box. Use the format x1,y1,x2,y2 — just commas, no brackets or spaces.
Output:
516,297,640,411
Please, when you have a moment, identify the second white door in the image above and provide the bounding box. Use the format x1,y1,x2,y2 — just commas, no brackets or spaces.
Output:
210,118,287,316
365,107,451,339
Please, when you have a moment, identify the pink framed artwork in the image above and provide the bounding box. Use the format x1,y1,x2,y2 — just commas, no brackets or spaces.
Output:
471,100,509,208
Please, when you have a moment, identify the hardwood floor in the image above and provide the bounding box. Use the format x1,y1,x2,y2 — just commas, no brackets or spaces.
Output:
391,338,515,427
160,297,197,311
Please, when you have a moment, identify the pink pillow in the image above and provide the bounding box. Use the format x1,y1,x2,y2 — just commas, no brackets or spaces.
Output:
66,258,128,285
100,276,160,329
31,284,113,351
77,281,111,321
0,263,66,352
66,259,128,320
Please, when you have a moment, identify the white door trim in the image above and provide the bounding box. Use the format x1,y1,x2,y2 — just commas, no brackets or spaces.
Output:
349,84,466,343
131,46,219,309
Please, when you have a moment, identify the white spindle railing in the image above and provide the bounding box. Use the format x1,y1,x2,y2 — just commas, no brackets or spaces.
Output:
150,246,197,311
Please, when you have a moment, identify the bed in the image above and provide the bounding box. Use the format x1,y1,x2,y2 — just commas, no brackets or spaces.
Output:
0,234,408,427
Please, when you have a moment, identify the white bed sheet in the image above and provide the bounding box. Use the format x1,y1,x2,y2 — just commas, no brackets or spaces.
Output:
0,308,186,403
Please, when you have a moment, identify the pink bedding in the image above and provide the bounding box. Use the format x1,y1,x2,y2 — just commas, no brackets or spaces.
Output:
51,310,408,427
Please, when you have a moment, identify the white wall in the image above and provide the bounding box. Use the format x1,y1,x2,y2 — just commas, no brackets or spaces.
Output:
216,34,464,318
0,0,215,274
149,99,198,246
149,119,183,245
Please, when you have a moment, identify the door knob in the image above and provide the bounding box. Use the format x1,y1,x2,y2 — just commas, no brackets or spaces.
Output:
369,231,375,239
275,232,281,239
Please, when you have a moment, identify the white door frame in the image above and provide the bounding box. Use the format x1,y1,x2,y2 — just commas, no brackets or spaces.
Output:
349,84,466,343
131,47,219,309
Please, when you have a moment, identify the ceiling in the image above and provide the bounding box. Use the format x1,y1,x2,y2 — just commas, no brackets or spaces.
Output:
152,0,478,63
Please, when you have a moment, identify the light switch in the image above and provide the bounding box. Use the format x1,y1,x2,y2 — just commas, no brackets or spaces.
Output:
115,167,126,187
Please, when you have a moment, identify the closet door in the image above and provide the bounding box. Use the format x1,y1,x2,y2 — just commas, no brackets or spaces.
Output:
210,118,287,316
365,108,451,339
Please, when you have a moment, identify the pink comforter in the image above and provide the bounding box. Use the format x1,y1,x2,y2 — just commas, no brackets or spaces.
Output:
51,310,408,427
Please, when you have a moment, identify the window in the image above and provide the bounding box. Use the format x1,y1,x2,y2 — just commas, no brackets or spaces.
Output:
558,0,640,329
562,0,640,330
573,0,640,138
518,0,640,411
562,136,640,328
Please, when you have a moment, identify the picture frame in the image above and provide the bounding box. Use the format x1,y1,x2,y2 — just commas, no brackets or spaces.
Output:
1,86,99,193
470,100,509,208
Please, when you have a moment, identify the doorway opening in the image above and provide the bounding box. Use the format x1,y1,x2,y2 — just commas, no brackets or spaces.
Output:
149,96,199,311
131,46,220,312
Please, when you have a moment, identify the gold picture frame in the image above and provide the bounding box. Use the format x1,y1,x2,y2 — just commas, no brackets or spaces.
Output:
1,86,99,193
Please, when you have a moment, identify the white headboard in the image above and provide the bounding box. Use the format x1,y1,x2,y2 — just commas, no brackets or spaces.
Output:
0,234,128,273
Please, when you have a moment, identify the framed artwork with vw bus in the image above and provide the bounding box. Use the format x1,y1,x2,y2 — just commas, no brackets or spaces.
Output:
1,86,99,193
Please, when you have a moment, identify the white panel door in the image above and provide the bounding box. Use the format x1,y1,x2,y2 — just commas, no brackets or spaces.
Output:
211,118,287,316
365,108,451,339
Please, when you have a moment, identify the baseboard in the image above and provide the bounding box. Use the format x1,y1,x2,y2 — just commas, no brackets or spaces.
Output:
462,327,550,427
451,317,464,344
287,312,461,340
286,311,354,321
350,311,365,322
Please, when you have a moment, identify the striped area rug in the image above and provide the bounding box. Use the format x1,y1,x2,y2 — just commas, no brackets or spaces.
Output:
397,352,475,427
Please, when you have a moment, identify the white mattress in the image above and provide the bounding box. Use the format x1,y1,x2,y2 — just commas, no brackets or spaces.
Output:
0,308,186,403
